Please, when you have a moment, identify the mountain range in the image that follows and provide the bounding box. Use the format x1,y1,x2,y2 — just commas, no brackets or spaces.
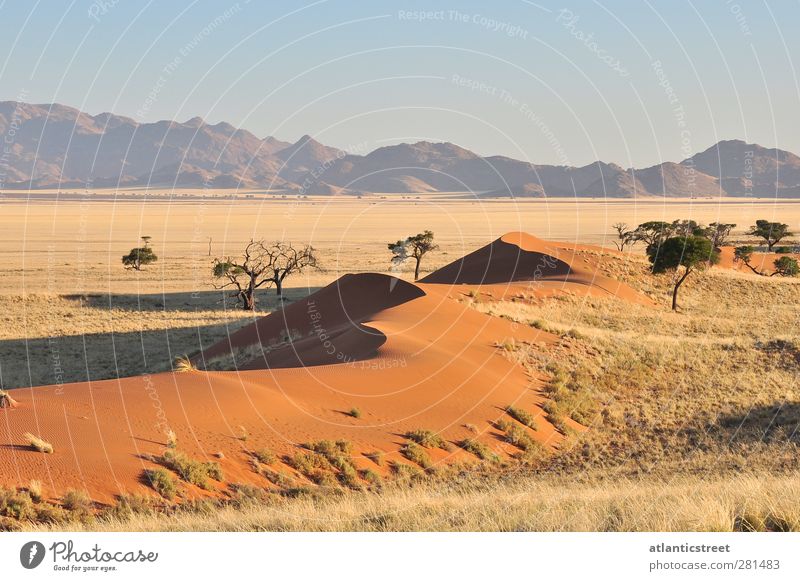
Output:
1,101,799,197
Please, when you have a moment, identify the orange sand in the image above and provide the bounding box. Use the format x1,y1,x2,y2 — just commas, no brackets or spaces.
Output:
0,233,650,504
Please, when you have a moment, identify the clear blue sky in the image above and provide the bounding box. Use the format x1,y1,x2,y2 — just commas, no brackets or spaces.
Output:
1,0,798,167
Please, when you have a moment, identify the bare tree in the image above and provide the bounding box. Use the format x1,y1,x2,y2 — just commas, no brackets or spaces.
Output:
611,222,633,251
212,240,318,310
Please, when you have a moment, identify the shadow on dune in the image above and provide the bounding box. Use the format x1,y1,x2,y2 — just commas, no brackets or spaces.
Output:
421,233,572,285
198,273,425,370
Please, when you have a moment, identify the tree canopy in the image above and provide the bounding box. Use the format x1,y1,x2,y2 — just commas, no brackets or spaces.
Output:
122,236,158,271
649,235,718,311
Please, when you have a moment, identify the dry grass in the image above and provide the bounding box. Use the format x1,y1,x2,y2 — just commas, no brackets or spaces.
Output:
18,472,800,532
23,433,54,454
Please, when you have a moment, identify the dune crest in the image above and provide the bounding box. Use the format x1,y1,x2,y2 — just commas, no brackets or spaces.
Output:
422,231,652,304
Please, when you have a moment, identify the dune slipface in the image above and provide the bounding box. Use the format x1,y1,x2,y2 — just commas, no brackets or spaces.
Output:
422,232,652,304
0,232,643,504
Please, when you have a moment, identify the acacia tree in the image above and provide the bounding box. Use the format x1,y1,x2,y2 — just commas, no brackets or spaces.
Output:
706,222,736,249
773,256,799,277
649,235,719,311
748,220,793,251
388,230,438,280
733,245,764,276
212,240,318,310
122,236,158,271
631,221,676,256
611,222,634,251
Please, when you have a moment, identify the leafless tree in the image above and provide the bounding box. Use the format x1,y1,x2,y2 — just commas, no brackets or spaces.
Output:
611,222,634,251
212,240,318,310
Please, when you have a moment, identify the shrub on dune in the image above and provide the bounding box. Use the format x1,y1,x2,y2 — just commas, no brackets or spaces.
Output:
143,468,177,500
405,429,451,450
24,432,53,454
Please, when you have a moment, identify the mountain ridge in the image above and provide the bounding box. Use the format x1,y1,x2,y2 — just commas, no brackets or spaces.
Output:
1,101,798,197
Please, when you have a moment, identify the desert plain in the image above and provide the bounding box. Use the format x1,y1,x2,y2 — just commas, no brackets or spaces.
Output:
1,194,799,532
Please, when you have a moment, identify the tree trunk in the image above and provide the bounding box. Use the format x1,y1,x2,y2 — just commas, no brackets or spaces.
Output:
768,240,775,251
671,268,692,311
243,276,257,311
275,278,283,297
414,257,421,280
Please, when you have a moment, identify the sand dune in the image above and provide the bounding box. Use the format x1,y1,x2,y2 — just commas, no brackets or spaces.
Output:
422,232,652,304
0,233,648,504
717,246,799,275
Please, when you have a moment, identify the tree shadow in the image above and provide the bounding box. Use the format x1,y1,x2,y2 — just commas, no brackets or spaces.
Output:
61,287,322,314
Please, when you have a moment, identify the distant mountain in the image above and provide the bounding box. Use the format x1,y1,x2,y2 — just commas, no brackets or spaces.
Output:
1,101,798,197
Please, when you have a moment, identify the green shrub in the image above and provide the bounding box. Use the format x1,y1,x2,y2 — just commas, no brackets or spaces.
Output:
143,468,177,500
159,450,222,490
348,407,362,419
459,439,500,462
389,461,422,480
252,448,276,464
405,429,450,450
0,488,34,520
505,405,538,429
361,469,382,487
400,442,433,469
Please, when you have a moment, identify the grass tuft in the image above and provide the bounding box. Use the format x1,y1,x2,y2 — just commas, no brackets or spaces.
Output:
24,432,53,454
405,429,451,450
143,468,177,500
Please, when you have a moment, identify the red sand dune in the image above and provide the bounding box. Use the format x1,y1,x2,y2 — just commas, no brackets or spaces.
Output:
423,232,652,304
717,246,799,275
0,233,648,505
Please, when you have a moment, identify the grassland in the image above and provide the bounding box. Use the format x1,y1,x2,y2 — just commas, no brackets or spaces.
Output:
2,197,800,530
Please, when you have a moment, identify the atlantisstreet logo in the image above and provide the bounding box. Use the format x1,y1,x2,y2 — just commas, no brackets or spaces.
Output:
20,541,46,569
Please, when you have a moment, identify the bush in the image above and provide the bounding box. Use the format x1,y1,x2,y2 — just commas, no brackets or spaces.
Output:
459,439,500,463
389,461,423,480
24,432,53,454
62,489,93,517
405,429,450,450
361,469,382,488
505,405,538,429
502,423,536,451
400,442,433,469
348,407,362,419
364,450,384,466
0,488,35,520
252,448,276,464
143,468,177,500
159,450,222,490
289,451,333,483
173,356,196,373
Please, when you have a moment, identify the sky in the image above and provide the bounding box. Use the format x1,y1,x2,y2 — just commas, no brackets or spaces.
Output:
1,0,798,168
